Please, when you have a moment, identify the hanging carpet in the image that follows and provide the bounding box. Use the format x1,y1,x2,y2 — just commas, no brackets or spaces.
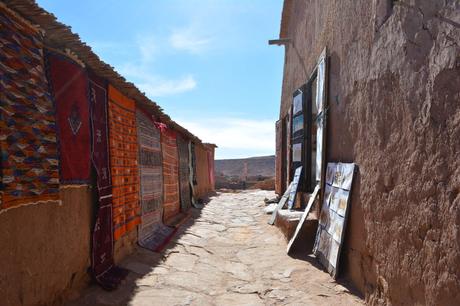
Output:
108,85,140,241
177,136,191,212
160,128,181,223
45,51,91,184
136,110,175,252
0,7,60,210
89,73,128,290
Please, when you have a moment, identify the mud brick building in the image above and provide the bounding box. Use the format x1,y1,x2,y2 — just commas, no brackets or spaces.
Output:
274,1,460,305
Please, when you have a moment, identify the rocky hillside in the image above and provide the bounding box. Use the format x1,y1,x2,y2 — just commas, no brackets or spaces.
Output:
215,155,275,178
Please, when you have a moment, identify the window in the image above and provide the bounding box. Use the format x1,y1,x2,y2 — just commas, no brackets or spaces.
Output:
289,49,328,194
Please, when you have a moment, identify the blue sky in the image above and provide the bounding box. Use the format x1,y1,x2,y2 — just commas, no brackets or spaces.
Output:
37,0,284,159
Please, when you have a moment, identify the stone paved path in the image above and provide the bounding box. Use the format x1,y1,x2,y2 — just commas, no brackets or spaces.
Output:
66,190,363,306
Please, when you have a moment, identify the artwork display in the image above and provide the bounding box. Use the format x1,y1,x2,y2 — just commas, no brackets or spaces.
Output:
313,162,356,278
287,166,303,210
292,114,304,134
293,90,303,115
292,143,302,162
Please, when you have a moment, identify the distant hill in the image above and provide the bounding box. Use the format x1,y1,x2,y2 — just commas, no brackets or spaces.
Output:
215,155,275,178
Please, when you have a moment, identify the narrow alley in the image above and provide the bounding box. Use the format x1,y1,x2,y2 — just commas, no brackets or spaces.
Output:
2,1,459,305
66,190,362,306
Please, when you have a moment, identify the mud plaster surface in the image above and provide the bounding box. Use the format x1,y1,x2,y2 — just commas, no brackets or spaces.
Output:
65,190,363,306
278,1,460,305
0,187,93,306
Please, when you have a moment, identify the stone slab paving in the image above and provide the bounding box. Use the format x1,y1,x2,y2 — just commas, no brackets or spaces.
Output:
66,190,363,306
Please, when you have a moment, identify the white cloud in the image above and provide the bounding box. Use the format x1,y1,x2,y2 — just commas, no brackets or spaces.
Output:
169,26,212,54
118,64,196,97
138,75,196,97
137,36,157,62
175,117,275,159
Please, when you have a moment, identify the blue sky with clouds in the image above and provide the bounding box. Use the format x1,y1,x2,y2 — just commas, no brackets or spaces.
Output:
37,0,284,159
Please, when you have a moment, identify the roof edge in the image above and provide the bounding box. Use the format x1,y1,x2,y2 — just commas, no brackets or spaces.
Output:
3,0,206,144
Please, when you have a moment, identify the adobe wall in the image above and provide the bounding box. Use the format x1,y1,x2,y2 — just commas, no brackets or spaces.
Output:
0,187,93,306
279,1,460,305
114,229,138,264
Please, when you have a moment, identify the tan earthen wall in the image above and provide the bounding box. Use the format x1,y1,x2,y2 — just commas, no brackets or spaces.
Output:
114,229,138,264
0,187,93,306
279,1,460,305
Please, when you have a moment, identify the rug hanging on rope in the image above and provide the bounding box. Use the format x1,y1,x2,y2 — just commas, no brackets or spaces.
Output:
108,85,140,241
0,7,60,211
160,128,180,223
137,110,175,252
89,73,128,290
177,136,191,212
45,51,91,184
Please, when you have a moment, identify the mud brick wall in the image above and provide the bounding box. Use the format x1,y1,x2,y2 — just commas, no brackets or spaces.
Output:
279,1,460,304
0,187,93,306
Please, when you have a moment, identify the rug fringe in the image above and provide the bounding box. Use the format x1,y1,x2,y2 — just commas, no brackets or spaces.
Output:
0,199,62,215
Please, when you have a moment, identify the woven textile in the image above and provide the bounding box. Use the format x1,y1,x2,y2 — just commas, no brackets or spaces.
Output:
108,85,140,240
88,73,118,288
177,136,191,212
0,7,60,210
207,149,215,189
46,51,91,184
161,128,180,222
89,73,111,196
136,110,174,251
190,142,197,185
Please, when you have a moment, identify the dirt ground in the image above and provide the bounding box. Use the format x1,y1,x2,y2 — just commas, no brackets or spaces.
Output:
66,190,363,306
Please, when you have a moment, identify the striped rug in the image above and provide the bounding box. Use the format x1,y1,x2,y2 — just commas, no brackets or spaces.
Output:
160,129,180,223
136,110,175,251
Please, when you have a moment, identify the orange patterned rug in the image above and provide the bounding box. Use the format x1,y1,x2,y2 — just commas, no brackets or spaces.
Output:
161,128,180,223
107,85,140,240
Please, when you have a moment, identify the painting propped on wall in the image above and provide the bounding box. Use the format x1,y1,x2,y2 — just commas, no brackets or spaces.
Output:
313,162,357,278
287,166,303,210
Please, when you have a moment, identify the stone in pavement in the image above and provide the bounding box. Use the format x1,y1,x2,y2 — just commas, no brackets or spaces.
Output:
65,190,363,306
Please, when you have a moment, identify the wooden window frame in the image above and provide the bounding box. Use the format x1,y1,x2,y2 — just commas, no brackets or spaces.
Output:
289,48,328,196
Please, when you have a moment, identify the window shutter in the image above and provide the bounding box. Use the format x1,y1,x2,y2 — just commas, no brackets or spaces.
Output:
315,48,328,182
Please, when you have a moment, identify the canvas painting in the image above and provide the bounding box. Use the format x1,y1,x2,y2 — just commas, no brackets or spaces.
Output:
313,162,356,278
293,90,303,115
